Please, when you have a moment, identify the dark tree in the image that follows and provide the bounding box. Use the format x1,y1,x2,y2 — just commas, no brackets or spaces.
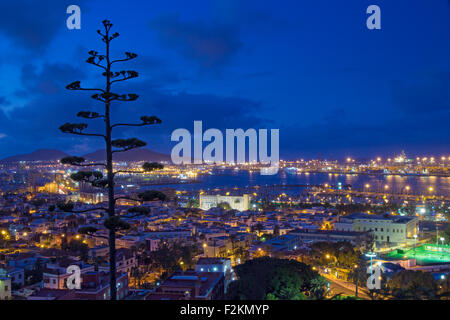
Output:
226,257,326,300
387,270,438,300
58,20,164,300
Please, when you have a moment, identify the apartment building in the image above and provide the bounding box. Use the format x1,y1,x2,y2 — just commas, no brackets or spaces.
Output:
335,212,419,247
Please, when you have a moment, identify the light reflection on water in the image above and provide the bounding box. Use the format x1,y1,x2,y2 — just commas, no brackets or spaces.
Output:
152,170,450,196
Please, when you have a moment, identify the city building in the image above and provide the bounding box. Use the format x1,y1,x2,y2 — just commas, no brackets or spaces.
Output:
0,275,11,300
75,271,129,300
0,266,24,287
195,257,234,293
28,272,129,300
146,270,224,300
43,260,95,290
289,229,365,245
334,212,419,247
200,194,250,211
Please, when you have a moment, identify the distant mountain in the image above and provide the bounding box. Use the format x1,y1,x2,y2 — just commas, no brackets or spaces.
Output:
0,149,69,163
0,147,171,163
83,148,171,162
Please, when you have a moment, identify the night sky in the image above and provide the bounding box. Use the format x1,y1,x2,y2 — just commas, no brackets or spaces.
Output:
0,0,449,160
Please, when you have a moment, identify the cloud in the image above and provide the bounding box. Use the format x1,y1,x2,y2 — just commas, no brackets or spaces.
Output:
0,0,86,52
18,62,85,97
109,80,268,153
0,97,11,106
0,75,267,158
391,71,450,115
128,55,187,86
278,110,450,159
150,15,242,69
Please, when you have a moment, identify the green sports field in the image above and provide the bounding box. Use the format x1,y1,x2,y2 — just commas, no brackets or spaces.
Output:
385,244,450,265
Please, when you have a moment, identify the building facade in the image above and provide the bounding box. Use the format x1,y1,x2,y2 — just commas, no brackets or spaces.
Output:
200,194,250,211
334,213,419,247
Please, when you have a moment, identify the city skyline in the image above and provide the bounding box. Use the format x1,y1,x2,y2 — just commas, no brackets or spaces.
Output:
0,2,449,304
0,0,449,159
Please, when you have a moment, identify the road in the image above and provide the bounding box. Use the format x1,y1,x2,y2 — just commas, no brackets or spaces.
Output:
322,274,371,300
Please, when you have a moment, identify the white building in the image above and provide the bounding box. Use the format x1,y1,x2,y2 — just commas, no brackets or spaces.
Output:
335,213,419,247
0,276,12,300
43,262,95,289
200,194,250,211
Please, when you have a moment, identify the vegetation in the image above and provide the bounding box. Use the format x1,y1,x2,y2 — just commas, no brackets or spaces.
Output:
217,202,232,211
308,241,361,269
62,239,89,261
143,241,200,281
386,270,438,300
226,257,327,300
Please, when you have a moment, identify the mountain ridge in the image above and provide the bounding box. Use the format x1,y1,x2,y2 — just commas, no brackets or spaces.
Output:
0,149,69,163
0,148,170,163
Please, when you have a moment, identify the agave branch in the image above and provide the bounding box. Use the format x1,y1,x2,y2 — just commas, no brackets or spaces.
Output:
111,116,161,129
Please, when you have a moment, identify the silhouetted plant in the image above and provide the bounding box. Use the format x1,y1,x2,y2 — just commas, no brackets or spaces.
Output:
58,20,164,300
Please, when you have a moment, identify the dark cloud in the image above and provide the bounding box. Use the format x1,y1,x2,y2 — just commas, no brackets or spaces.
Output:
0,97,11,106
20,63,85,96
110,80,267,153
0,75,267,158
278,109,450,159
0,0,86,52
128,55,186,86
150,15,242,69
391,71,450,115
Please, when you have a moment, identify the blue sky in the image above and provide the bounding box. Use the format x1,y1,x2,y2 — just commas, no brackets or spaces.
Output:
0,0,449,160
